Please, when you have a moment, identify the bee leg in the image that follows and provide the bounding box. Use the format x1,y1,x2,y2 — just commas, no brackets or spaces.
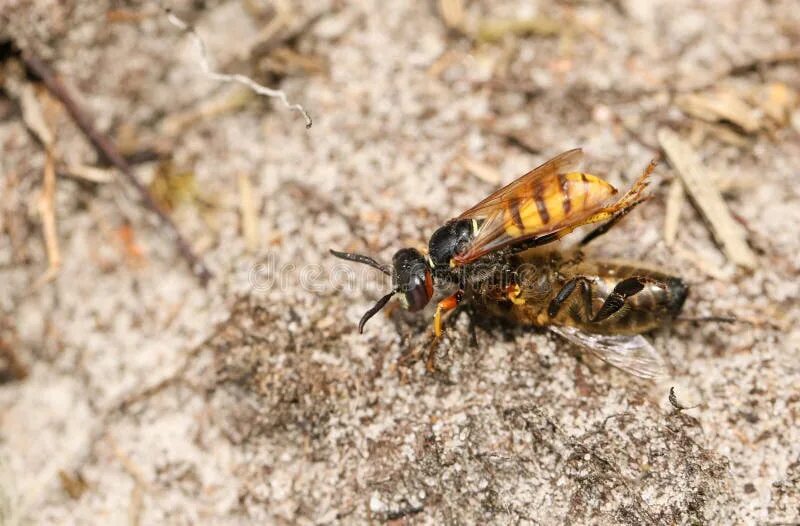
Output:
592,277,646,322
548,277,593,318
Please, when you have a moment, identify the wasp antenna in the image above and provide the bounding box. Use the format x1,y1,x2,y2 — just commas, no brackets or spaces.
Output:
329,249,391,276
358,290,396,333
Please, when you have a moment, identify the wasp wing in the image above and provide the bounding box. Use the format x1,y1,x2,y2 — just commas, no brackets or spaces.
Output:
458,148,584,218
549,325,668,379
453,149,625,264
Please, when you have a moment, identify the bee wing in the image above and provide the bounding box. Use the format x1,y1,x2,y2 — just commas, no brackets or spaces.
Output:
549,325,668,379
453,149,621,265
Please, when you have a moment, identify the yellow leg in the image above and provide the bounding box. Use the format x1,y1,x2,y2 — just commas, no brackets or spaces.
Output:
433,291,462,338
428,291,463,372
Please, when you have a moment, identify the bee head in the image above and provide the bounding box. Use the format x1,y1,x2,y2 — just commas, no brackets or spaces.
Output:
329,247,433,333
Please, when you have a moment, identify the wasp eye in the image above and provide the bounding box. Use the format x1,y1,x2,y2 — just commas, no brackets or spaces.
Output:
401,268,433,311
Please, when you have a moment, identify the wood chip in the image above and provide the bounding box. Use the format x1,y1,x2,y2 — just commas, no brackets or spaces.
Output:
457,156,501,184
675,89,763,134
477,17,561,43
663,177,684,246
438,0,466,31
238,173,260,252
749,82,798,125
58,470,88,499
658,129,758,269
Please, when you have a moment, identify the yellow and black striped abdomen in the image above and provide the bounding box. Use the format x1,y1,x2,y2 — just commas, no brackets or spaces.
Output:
502,172,618,238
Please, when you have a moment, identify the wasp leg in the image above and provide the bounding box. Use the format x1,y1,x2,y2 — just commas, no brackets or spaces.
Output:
552,159,657,245
592,277,646,322
548,277,594,319
433,291,464,338
506,231,567,256
428,291,464,372
579,197,646,246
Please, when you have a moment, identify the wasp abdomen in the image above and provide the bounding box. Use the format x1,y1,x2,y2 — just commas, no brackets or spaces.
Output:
502,172,616,237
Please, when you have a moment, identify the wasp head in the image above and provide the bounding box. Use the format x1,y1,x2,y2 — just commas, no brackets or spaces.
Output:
391,248,433,312
329,247,433,333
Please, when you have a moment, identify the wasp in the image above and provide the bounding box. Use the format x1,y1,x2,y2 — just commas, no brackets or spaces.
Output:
331,149,688,378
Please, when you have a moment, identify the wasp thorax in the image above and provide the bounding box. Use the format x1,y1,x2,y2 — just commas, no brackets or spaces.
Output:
392,248,433,311
428,219,474,270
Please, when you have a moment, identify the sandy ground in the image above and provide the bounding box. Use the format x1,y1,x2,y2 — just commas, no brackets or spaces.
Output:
1,0,799,524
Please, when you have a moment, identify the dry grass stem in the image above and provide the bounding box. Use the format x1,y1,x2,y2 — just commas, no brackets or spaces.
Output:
663,177,684,246
238,173,260,252
658,129,758,269
457,156,502,184
35,149,61,287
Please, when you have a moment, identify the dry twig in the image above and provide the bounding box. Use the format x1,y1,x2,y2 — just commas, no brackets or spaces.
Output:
20,51,214,284
663,177,684,246
658,128,757,269
59,164,115,184
35,150,61,287
107,436,150,491
457,156,501,184
657,129,758,269
159,85,253,136
238,173,260,252
15,83,63,285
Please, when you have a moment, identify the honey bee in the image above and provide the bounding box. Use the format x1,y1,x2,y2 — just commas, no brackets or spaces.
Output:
331,149,687,378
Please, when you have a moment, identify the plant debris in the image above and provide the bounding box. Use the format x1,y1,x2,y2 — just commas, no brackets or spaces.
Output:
658,128,758,269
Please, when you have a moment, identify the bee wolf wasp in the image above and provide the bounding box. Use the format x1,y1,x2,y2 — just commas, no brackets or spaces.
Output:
331,149,687,378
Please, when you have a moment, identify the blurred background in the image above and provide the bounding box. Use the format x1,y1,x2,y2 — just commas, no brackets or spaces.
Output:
1,1,799,524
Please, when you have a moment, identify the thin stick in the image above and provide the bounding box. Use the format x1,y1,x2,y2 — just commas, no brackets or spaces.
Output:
20,51,214,284
35,149,61,287
457,156,501,184
658,128,758,269
663,177,684,246
164,8,312,129
238,173,260,252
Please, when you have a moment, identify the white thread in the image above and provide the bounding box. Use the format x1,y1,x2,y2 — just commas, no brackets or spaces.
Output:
165,8,312,128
